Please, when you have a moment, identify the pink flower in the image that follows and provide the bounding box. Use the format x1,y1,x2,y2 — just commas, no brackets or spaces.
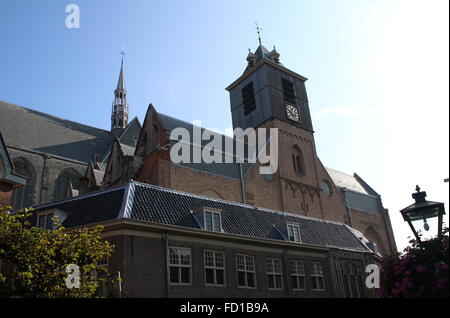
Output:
436,278,448,289
416,265,426,273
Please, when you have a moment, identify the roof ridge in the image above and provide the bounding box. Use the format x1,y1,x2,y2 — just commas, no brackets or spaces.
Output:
33,183,128,210
0,100,112,135
131,181,349,227
158,112,235,141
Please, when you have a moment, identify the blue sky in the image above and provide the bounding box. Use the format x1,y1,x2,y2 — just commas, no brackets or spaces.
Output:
0,0,448,250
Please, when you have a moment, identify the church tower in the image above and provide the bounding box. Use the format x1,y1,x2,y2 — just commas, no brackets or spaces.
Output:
111,55,129,136
226,41,327,220
226,44,313,133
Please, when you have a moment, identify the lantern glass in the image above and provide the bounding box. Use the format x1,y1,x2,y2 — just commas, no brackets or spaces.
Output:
409,215,440,241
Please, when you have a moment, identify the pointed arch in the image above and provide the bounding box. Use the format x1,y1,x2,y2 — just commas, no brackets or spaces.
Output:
292,145,305,176
53,168,81,201
11,157,35,209
364,226,387,256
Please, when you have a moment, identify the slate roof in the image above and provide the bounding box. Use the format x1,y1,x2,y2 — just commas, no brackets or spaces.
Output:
325,167,383,214
34,181,373,253
326,167,368,194
119,143,135,157
158,113,253,179
0,100,114,163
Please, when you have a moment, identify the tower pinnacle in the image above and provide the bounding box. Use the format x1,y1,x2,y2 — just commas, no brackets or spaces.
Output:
111,49,129,136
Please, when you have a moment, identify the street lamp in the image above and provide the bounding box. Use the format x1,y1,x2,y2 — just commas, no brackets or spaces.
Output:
400,185,446,242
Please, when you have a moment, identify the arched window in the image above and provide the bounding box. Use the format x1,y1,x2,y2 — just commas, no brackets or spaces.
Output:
292,145,305,176
11,158,34,209
53,169,81,201
342,262,364,298
365,227,388,256
119,119,123,127
150,124,158,150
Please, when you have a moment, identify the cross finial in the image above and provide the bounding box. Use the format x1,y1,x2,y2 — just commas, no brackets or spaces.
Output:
254,22,262,45
415,185,421,192
120,47,126,63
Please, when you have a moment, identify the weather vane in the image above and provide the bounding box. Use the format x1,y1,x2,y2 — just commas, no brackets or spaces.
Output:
254,22,262,45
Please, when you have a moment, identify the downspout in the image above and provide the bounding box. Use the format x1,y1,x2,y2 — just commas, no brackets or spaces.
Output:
39,154,49,204
162,231,169,298
342,188,354,227
239,163,246,204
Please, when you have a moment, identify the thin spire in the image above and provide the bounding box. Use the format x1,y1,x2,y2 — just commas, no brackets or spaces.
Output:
254,22,262,46
117,47,126,90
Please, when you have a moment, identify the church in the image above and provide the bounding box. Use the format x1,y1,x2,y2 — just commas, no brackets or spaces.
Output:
0,41,398,297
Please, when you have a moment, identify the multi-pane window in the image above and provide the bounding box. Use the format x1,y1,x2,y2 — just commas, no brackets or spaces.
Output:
282,78,296,105
343,261,362,298
204,250,226,286
287,224,301,242
169,247,192,285
242,82,256,116
309,262,325,291
37,213,55,230
289,260,306,290
236,254,256,288
204,211,221,232
266,258,283,290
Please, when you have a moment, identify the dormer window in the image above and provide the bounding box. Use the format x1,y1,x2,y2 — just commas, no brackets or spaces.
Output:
37,213,55,230
36,209,67,230
194,207,223,232
204,210,221,232
287,223,301,242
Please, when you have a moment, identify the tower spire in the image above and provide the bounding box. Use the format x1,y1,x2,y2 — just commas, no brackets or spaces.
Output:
111,48,129,136
254,22,262,46
117,48,126,90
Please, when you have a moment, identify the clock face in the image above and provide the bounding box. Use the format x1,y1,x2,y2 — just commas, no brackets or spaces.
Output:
286,104,300,122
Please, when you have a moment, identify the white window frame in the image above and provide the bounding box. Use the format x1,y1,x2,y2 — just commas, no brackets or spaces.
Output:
36,212,55,230
309,262,325,291
168,247,192,286
289,260,306,291
236,254,257,289
203,210,222,232
266,258,284,290
204,250,226,287
286,223,301,242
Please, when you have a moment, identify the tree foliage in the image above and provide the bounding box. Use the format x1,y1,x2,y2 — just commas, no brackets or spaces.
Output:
0,206,114,298
377,228,449,298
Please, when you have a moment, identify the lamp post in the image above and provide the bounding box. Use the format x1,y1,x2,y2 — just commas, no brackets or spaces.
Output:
400,185,446,242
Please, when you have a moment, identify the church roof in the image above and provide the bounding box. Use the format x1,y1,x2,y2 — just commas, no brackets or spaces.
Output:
34,181,373,253
0,100,114,163
326,167,368,194
325,167,384,214
157,112,253,179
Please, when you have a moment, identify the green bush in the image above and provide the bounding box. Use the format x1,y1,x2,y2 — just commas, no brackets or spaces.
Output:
0,206,114,298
